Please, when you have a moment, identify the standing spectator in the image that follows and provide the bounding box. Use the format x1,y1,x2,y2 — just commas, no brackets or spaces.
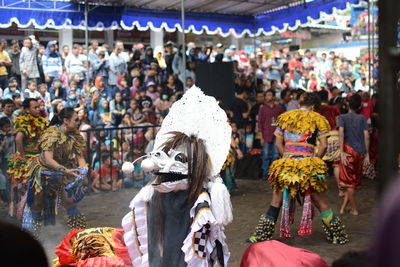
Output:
108,46,127,88
20,36,39,91
23,80,41,99
61,45,69,65
114,41,130,63
0,117,14,205
316,53,332,79
64,44,86,87
42,40,62,88
338,94,369,216
302,49,315,71
279,89,292,111
164,41,175,75
266,51,283,82
92,51,109,82
88,40,99,65
172,45,184,76
230,88,250,130
257,89,284,178
0,39,12,90
8,40,21,85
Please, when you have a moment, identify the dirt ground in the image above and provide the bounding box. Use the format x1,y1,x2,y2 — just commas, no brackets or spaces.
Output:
1,177,377,266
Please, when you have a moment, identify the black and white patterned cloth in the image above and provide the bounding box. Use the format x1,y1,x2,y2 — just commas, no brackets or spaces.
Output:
193,223,211,259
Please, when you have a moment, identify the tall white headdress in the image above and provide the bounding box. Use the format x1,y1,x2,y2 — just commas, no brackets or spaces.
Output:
153,85,232,177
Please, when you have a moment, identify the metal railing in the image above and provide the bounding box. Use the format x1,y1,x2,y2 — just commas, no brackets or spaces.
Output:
80,124,159,188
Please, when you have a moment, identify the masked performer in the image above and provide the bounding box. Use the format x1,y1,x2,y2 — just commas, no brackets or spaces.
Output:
53,86,233,267
23,107,88,238
8,98,47,218
249,92,349,245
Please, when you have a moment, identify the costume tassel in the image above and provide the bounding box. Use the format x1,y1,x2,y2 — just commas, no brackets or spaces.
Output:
280,188,291,238
297,190,313,236
208,177,233,226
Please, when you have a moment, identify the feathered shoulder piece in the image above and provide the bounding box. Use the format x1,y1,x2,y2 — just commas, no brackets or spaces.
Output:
276,109,330,134
14,114,47,138
39,126,86,155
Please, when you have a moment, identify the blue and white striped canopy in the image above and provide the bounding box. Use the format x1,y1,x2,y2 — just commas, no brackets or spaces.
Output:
0,0,363,36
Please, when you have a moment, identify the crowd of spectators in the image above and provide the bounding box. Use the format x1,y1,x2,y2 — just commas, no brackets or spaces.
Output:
0,34,379,199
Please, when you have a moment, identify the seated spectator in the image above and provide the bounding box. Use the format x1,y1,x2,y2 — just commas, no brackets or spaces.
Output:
154,92,172,117
78,108,98,150
118,113,133,140
2,83,20,100
241,123,255,153
98,99,112,126
109,91,126,125
95,75,111,100
49,100,64,121
185,77,194,91
86,87,100,122
112,75,130,101
24,80,41,99
137,88,153,111
65,88,80,108
146,84,159,102
37,83,51,111
129,77,142,98
49,78,67,102
127,99,138,117
122,151,149,189
91,154,121,193
11,93,22,117
131,106,146,125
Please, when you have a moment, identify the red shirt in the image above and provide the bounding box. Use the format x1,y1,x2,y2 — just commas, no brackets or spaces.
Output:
257,103,284,143
360,99,373,119
318,104,340,130
98,165,118,184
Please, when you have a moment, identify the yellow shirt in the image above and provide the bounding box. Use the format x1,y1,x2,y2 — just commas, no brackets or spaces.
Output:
0,50,10,76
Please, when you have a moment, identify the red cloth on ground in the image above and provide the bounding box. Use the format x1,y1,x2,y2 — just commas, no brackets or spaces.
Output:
240,240,328,267
339,143,363,189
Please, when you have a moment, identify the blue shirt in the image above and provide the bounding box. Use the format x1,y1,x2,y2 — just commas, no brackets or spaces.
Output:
338,112,368,155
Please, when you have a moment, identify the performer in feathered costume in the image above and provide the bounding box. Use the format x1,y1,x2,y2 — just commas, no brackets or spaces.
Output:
8,98,47,217
249,92,349,245
52,86,233,267
22,107,88,238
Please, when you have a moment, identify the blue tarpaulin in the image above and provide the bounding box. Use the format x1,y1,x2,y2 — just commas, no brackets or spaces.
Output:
0,0,364,36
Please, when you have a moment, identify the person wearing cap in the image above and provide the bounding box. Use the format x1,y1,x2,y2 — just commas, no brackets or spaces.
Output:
223,44,239,62
354,76,369,92
266,50,283,82
0,39,12,90
164,41,175,75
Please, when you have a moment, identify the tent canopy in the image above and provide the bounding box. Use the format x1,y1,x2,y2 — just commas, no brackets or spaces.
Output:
0,0,363,36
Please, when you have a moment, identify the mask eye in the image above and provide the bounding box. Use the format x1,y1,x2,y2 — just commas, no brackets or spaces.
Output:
154,152,161,157
175,153,187,163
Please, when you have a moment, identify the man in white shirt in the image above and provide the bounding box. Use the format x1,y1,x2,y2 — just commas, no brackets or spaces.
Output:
354,77,369,92
113,41,130,63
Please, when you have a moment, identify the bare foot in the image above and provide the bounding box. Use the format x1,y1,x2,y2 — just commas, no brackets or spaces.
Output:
350,209,359,216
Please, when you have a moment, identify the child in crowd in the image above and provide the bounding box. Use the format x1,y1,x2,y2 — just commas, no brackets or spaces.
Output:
122,151,150,189
91,154,122,193
241,123,255,153
338,94,369,216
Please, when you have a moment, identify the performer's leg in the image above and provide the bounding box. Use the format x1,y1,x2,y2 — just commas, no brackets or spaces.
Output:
340,190,349,214
249,191,282,243
311,192,349,244
346,188,358,215
62,191,87,230
30,192,44,238
333,165,344,197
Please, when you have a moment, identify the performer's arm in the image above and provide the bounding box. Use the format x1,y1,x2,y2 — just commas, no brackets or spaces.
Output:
15,132,25,157
43,150,80,176
315,136,327,158
275,136,284,156
363,130,370,164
